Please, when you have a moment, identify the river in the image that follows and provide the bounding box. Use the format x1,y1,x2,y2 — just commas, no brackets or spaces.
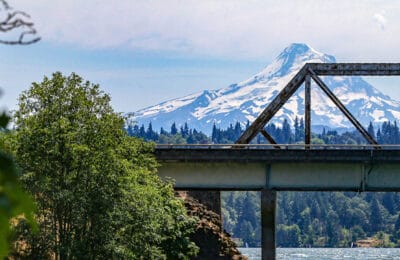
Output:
239,248,400,259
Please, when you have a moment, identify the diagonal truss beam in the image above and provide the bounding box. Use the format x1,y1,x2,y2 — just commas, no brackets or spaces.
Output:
236,63,398,145
236,66,308,144
260,129,281,149
307,68,378,145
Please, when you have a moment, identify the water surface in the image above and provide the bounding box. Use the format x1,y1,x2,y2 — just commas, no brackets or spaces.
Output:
239,248,400,260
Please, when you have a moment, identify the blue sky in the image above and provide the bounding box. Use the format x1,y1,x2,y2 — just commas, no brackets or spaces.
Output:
2,0,400,113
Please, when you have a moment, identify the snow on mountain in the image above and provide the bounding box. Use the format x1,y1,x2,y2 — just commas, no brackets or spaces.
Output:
134,43,400,134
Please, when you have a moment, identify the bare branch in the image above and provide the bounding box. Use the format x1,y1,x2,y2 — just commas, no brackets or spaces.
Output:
0,0,40,45
0,0,10,10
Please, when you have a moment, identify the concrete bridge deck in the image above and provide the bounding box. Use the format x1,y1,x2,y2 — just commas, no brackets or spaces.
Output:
155,144,400,192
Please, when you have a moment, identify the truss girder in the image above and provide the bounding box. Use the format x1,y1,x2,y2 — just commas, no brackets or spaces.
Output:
236,63,400,145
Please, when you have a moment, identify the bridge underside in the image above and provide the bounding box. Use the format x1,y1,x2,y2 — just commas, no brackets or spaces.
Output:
158,162,400,191
156,148,400,191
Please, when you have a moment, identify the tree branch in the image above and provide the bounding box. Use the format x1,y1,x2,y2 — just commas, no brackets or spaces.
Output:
0,0,40,45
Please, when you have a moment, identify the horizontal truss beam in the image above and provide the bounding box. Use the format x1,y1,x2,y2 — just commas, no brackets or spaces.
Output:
308,63,400,76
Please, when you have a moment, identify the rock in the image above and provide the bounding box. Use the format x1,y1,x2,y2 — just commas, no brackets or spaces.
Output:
176,191,248,260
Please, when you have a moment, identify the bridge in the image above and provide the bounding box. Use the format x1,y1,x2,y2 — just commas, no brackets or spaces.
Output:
156,144,400,191
153,63,400,260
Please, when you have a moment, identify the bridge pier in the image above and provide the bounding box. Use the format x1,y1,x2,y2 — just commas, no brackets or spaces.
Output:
261,189,276,260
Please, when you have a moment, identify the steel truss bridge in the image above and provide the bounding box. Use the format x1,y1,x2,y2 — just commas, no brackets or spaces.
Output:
154,63,400,260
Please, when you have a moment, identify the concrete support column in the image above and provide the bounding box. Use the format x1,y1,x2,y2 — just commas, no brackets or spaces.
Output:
187,190,221,218
261,189,276,260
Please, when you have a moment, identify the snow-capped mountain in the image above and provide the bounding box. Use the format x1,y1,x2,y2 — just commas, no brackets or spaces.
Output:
134,43,400,133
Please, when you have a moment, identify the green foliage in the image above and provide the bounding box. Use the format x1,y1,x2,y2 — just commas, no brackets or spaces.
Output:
277,224,301,247
111,137,198,259
222,191,400,248
0,113,36,258
128,122,210,144
11,72,197,258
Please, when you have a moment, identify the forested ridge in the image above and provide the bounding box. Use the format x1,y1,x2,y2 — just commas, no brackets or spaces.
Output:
130,119,400,247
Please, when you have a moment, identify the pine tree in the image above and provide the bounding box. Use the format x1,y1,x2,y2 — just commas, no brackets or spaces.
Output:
367,122,375,140
234,122,242,140
245,120,250,130
170,122,178,135
369,198,383,233
160,127,167,135
294,117,300,142
139,124,146,138
282,119,292,143
146,122,158,140
377,128,383,144
183,122,189,137
299,118,305,141
393,121,400,144
211,123,219,143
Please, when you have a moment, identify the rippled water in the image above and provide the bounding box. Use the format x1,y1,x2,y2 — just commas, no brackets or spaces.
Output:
239,248,400,259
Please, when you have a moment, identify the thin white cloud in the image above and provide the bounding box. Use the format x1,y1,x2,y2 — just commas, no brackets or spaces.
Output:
373,12,387,31
12,0,400,60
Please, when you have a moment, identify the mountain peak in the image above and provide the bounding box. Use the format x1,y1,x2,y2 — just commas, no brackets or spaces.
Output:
281,43,313,55
134,44,400,134
245,43,336,83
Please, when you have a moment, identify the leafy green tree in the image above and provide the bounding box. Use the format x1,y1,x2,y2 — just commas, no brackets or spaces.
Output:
350,225,366,242
277,224,301,247
11,72,197,259
325,209,340,246
0,113,36,258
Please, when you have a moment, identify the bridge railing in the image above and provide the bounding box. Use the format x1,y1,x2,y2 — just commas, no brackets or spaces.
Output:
155,144,400,150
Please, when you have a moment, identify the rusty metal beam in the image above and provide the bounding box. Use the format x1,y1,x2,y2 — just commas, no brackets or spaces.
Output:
308,68,379,146
305,74,311,148
260,129,281,149
308,63,400,76
236,66,308,144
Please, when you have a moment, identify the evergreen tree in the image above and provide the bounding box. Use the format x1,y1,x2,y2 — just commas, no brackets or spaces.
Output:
367,122,375,140
294,117,304,142
139,124,146,138
234,122,242,141
160,127,167,135
281,119,292,143
377,128,383,144
146,122,158,140
170,122,178,135
245,120,250,130
369,197,384,233
211,123,219,143
393,121,400,144
180,122,189,137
